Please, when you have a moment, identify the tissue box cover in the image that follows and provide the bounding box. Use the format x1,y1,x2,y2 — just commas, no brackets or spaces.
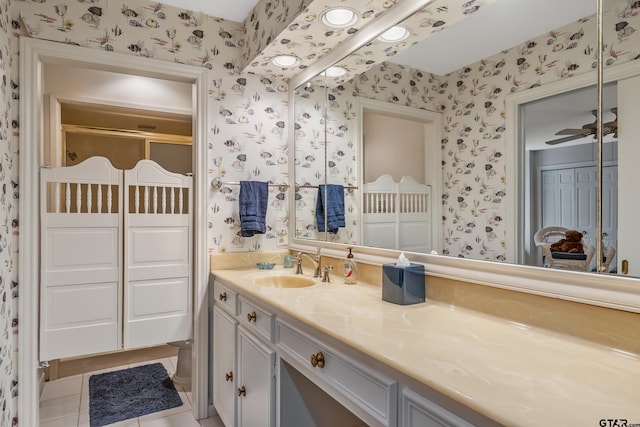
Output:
382,263,425,305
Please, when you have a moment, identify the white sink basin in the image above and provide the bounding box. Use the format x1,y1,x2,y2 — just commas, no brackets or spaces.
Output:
252,274,316,289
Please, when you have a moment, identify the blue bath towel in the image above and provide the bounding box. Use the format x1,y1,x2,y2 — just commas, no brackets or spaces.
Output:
239,181,269,237
316,184,345,234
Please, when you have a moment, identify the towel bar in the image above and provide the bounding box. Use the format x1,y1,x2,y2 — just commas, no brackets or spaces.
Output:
295,183,358,193
210,177,289,192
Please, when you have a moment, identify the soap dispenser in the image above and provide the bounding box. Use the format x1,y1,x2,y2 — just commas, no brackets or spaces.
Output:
344,247,358,284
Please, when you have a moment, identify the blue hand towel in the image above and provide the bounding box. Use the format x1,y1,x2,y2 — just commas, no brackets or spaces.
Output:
316,184,345,234
239,181,269,237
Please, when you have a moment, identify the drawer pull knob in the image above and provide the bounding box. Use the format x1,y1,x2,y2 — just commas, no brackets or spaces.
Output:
310,351,325,369
237,386,246,397
219,292,227,301
247,311,257,322
225,371,233,382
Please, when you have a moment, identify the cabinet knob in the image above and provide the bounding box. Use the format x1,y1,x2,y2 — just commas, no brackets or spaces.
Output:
225,371,233,382
247,311,257,322
237,385,246,397
219,292,227,301
310,351,325,369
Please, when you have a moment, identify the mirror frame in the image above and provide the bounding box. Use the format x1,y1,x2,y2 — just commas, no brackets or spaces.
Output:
288,0,640,313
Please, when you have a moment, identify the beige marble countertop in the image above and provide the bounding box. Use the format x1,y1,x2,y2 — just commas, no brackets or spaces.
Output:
211,266,640,426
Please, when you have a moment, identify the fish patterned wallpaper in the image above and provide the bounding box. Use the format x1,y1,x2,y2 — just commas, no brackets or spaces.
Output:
295,0,640,261
241,0,401,80
2,0,640,423
314,0,496,88
16,0,291,256
293,83,358,244
239,0,310,71
0,0,18,422
6,0,299,420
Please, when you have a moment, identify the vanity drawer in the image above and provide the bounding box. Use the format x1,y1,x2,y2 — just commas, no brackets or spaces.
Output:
238,296,274,343
213,281,237,315
276,320,397,426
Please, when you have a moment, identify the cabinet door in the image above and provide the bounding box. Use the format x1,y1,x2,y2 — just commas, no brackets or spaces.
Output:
213,306,237,427
237,326,276,427
400,387,474,427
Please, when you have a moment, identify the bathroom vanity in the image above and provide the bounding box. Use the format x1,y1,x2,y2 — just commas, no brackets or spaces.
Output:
210,266,640,426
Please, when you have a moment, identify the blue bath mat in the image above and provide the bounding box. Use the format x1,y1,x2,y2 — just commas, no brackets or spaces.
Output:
89,362,183,426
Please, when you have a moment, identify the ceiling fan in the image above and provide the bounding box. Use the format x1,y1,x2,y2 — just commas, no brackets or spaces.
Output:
545,108,618,145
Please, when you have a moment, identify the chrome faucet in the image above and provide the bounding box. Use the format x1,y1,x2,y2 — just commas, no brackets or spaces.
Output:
294,248,321,277
322,265,332,283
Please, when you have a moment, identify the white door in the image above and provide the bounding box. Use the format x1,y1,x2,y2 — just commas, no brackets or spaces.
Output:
213,306,237,427
617,75,640,276
40,157,123,360
237,327,276,427
541,169,575,228
575,166,598,245
123,160,192,348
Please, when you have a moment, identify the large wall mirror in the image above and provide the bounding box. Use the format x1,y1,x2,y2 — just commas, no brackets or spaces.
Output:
292,0,640,282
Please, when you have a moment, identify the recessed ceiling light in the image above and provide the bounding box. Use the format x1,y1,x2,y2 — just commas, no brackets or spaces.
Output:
271,55,300,68
322,7,358,28
324,66,347,78
377,26,410,43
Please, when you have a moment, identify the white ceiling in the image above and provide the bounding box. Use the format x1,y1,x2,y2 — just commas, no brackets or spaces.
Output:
524,83,617,151
391,0,597,76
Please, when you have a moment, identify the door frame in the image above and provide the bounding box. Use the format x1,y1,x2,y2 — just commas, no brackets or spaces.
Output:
356,97,443,254
505,59,640,265
19,37,209,425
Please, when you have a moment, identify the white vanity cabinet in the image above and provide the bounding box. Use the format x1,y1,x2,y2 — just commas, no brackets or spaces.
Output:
211,277,485,427
212,305,237,427
276,319,397,427
400,387,474,427
212,280,276,427
237,326,276,427
214,281,237,315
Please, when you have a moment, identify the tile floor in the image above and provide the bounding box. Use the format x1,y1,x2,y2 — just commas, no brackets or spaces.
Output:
39,356,225,427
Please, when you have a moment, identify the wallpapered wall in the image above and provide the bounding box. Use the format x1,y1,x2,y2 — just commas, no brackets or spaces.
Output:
7,0,292,422
241,0,400,80
294,83,359,244
297,1,640,261
3,0,640,424
17,0,291,256
0,0,17,422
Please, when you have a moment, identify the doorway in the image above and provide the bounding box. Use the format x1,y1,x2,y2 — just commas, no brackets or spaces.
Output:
357,97,443,254
19,38,209,425
519,83,618,270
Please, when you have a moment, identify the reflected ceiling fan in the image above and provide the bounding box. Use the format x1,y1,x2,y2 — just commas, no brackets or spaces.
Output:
545,108,618,145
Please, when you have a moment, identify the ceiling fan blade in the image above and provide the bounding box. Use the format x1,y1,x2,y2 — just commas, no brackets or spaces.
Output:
545,134,591,145
555,128,592,135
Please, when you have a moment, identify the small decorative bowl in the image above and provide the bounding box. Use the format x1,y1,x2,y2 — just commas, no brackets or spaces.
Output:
256,262,276,270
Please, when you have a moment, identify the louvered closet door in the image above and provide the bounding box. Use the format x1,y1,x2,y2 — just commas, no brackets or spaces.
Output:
123,160,192,349
40,157,123,360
